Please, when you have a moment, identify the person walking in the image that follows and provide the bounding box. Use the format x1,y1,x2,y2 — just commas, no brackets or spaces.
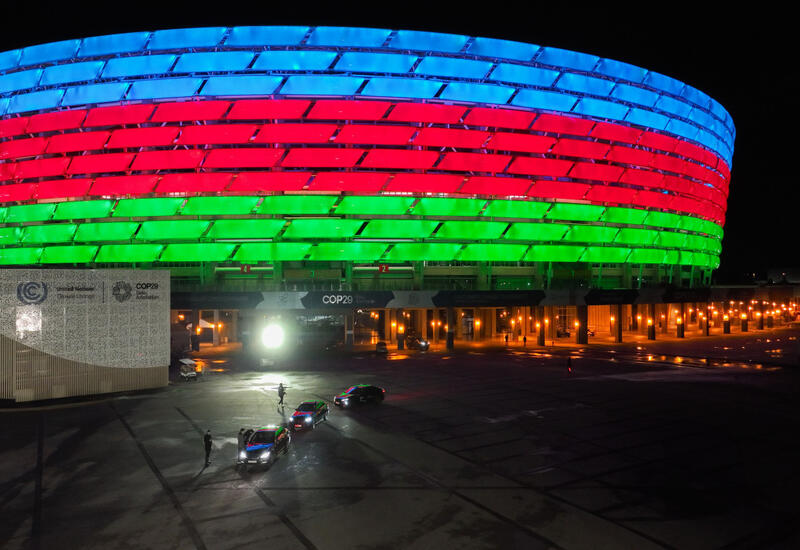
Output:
203,430,212,466
277,383,286,406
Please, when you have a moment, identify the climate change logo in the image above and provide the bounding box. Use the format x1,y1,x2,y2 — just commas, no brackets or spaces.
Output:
112,281,132,303
17,282,48,304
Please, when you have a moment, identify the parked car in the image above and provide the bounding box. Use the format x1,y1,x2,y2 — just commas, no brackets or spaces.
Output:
334,385,386,407
375,341,388,355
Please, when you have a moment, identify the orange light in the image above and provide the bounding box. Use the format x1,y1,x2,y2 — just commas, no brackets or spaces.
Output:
661,313,666,318
740,313,747,320
636,314,642,320
544,318,549,324
196,327,202,334
391,321,396,327
177,314,185,321
674,309,679,315
437,321,441,326
217,323,223,329
431,321,435,327
676,317,682,324
474,320,481,327
647,318,653,326
535,322,541,329
723,314,729,321
610,316,615,322
574,320,579,328
511,320,516,326
398,325,405,334
755,312,762,317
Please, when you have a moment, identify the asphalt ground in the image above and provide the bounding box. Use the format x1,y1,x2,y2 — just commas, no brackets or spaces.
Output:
2,328,800,550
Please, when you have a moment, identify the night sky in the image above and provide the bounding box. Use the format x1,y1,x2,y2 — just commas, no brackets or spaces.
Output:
1,4,795,282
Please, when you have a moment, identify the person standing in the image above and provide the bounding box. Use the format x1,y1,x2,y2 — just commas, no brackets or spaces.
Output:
277,383,286,406
237,428,245,455
203,430,212,466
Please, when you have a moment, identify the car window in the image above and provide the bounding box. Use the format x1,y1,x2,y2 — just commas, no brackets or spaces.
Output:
297,403,315,411
250,431,275,444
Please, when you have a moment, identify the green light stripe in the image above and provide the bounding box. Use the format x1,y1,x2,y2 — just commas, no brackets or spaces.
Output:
40,245,98,264
628,248,667,264
582,246,631,263
234,243,312,262
614,228,658,246
546,203,604,222
206,219,286,239
0,247,42,265
309,242,388,261
435,221,507,240
643,211,683,229
0,207,6,223
21,224,77,244
525,245,585,262
136,220,210,240
563,225,618,243
114,198,183,217
460,243,527,261
483,200,549,219
282,219,363,239
600,207,648,225
74,222,139,242
0,227,21,245
258,196,337,215
335,196,415,215
384,243,461,262
655,232,686,248
96,244,163,263
5,204,56,223
53,200,113,220
182,196,260,216
504,222,569,241
360,220,438,239
160,243,236,262
412,198,485,217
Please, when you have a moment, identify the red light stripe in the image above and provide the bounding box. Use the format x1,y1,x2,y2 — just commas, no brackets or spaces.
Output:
90,175,158,196
156,173,232,194
385,173,463,193
151,101,230,123
438,152,511,173
585,185,639,204
463,107,535,130
528,180,589,201
27,110,86,133
413,127,490,148
131,150,205,171
0,137,47,160
67,153,134,175
281,148,364,168
204,148,284,169
637,132,677,152
550,139,610,160
508,157,573,177
307,100,392,121
590,122,642,144
606,145,654,166
37,179,92,201
486,132,555,154
0,183,35,202
308,172,388,192
107,127,180,148
386,103,465,124
360,149,439,170
12,157,70,180
47,131,110,154
532,114,595,135
177,124,258,145
84,104,155,127
334,125,415,145
228,171,311,192
636,190,674,208
569,162,624,182
0,117,29,139
254,123,338,144
460,176,531,196
619,168,664,188
226,99,311,120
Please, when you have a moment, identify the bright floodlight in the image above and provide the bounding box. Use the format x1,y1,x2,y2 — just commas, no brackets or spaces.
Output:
262,324,285,349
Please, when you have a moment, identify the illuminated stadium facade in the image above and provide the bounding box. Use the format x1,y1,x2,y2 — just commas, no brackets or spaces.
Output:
0,26,734,294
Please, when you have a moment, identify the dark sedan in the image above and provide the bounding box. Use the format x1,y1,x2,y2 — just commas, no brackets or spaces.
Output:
333,384,385,407
291,400,329,431
237,425,291,467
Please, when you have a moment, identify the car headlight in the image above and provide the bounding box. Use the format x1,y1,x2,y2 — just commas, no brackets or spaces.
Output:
342,398,349,405
305,416,312,423
260,450,270,460
239,451,246,459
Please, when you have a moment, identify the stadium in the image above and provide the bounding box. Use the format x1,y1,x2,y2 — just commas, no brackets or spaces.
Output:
0,26,737,359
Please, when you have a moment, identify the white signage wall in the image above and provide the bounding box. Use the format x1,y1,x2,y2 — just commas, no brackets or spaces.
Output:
0,269,170,401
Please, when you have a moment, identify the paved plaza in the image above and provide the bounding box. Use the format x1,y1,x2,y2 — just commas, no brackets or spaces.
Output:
2,328,800,549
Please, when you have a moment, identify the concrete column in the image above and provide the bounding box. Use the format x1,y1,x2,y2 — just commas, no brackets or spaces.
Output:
488,308,496,341
702,303,710,336
536,306,545,346
677,303,685,338
212,309,220,346
455,309,463,340
758,301,765,330
631,303,639,331
647,303,656,340
397,308,405,350
344,311,354,348
575,305,588,344
615,303,623,343
446,307,455,351
191,308,200,351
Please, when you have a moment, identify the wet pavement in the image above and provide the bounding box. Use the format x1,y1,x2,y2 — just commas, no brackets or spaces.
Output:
2,328,800,549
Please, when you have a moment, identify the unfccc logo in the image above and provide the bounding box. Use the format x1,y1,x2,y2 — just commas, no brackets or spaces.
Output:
112,281,132,303
322,294,353,305
17,282,48,304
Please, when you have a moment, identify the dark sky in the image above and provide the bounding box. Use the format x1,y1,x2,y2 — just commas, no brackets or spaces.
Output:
1,3,796,282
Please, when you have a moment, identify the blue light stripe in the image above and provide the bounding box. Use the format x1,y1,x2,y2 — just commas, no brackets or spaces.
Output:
415,56,493,79
173,52,255,73
148,27,227,50
440,82,514,104
490,64,559,87
389,30,468,52
253,51,337,71
335,52,417,73
77,32,150,57
225,26,309,46
102,55,176,78
20,40,79,66
127,78,202,100
512,88,577,112
199,75,282,96
468,37,539,61
62,82,128,106
0,69,41,94
281,75,364,95
308,27,391,47
537,47,598,72
361,77,440,98
41,61,104,85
